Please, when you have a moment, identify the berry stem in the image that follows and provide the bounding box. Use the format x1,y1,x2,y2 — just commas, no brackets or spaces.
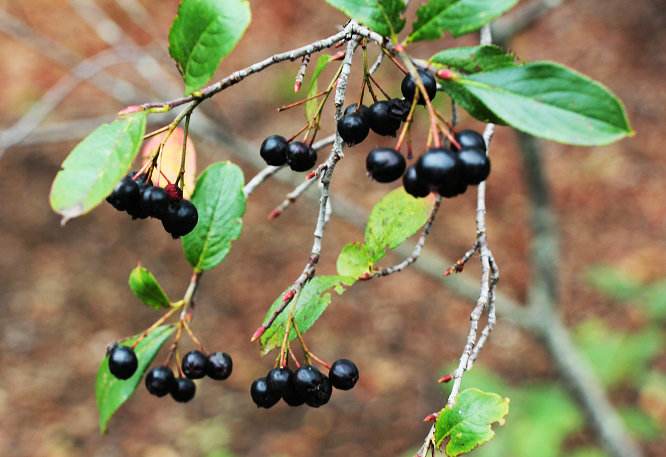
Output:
381,46,408,74
143,124,170,140
182,319,205,353
130,305,181,350
175,110,193,188
276,89,328,112
367,74,391,100
395,93,419,151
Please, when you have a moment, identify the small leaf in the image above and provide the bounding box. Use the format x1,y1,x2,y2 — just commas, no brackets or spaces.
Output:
336,242,373,278
409,0,518,42
448,62,633,145
141,127,197,198
96,325,175,433
305,55,333,121
128,265,170,309
260,275,355,354
365,188,432,262
169,0,251,94
50,113,147,222
183,161,246,272
431,45,516,73
326,0,407,38
435,388,510,456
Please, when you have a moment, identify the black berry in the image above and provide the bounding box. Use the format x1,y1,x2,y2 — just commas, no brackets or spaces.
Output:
454,129,486,152
438,178,468,198
388,98,411,121
171,378,196,403
337,111,369,146
107,174,140,212
329,359,359,391
344,103,370,122
140,185,169,219
458,147,491,185
108,345,138,380
367,101,402,136
305,375,332,408
250,377,281,409
266,367,292,395
293,365,324,397
161,199,198,238
401,69,437,105
125,178,151,220
416,148,462,191
282,372,306,407
366,148,406,183
286,141,317,172
182,350,207,379
145,366,175,397
206,352,233,380
402,166,431,198
260,135,289,166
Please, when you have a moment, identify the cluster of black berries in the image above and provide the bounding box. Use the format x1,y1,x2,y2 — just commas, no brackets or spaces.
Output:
251,359,359,409
106,172,198,238
259,136,317,172
107,345,232,403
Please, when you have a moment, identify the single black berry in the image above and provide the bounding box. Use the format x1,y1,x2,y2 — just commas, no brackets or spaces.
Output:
126,178,151,220
293,365,324,397
140,185,169,219
337,112,369,146
402,166,431,198
161,199,198,238
145,366,175,397
458,147,491,185
416,148,462,190
438,177,468,198
171,377,196,403
250,377,281,409
206,352,233,380
282,372,306,407
329,359,359,391
344,103,370,122
367,101,402,136
260,135,289,166
305,375,332,408
366,148,406,183
107,174,140,212
401,69,437,105
266,367,292,395
388,98,411,121
182,350,207,379
108,345,138,380
454,129,486,152
286,141,317,172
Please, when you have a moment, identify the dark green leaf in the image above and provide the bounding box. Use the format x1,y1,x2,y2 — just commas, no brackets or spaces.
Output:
451,62,633,145
96,325,175,433
305,55,333,121
182,161,246,272
169,0,251,94
336,242,374,278
431,45,516,73
409,0,517,42
326,0,407,38
439,79,506,124
260,275,355,354
435,387,510,456
50,113,147,223
364,188,432,261
128,265,170,309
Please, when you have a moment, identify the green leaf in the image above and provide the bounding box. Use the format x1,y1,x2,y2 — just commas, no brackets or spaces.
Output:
260,275,355,354
326,0,407,38
305,55,333,121
128,265,170,309
619,407,663,441
409,0,518,42
336,242,374,278
96,325,175,433
569,448,610,457
643,280,666,321
365,188,432,261
435,388,510,456
431,45,516,73
585,265,643,302
49,113,147,222
182,161,246,272
439,79,506,124
450,62,633,145
169,0,251,94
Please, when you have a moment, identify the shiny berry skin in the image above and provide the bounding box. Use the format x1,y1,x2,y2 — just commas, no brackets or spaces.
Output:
329,359,359,391
401,69,437,105
108,345,138,380
416,148,462,190
402,166,430,198
286,141,317,172
266,367,292,395
171,378,196,403
140,185,169,219
367,101,402,136
344,103,370,122
182,350,207,379
293,365,324,397
366,148,406,183
161,199,198,238
458,147,491,185
145,366,176,397
107,174,140,211
260,135,289,166
125,179,151,220
282,373,306,407
388,98,411,121
337,112,369,146
305,376,332,408
250,377,281,408
206,352,233,380
454,129,486,152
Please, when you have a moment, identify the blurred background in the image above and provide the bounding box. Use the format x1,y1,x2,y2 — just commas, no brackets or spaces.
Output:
0,1,664,457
